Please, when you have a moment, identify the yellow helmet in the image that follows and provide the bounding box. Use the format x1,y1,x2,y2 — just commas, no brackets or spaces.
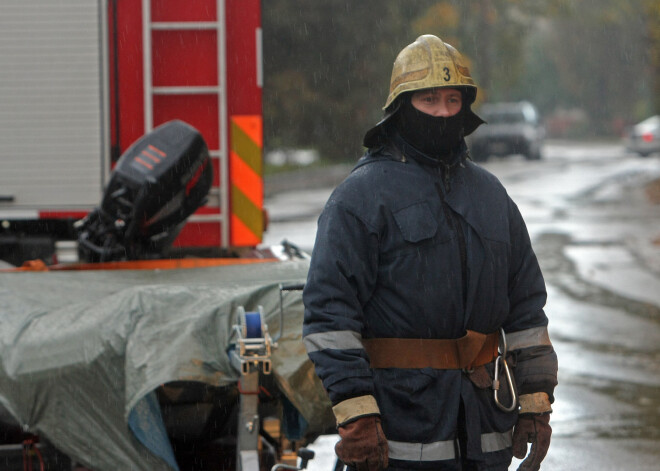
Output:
384,34,477,110
363,35,483,148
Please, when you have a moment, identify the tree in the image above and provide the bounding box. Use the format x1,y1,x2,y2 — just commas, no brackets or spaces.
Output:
261,0,654,161
262,1,428,161
541,0,651,133
645,0,660,113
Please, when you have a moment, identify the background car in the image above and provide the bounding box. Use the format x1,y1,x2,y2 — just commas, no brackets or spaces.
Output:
468,101,544,162
624,115,660,157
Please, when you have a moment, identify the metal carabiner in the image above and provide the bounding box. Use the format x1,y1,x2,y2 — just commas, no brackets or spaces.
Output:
493,328,518,412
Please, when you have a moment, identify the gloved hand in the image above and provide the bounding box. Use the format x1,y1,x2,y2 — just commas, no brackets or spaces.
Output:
512,413,551,471
335,416,388,471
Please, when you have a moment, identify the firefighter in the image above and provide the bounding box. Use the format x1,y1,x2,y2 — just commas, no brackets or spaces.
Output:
302,35,558,471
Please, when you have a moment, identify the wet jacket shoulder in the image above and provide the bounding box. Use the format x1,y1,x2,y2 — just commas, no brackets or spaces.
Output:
332,145,512,236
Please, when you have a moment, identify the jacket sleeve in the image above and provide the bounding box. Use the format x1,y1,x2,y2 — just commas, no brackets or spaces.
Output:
302,197,381,423
504,198,558,410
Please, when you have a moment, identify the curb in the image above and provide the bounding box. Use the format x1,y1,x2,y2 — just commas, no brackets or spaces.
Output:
264,164,353,197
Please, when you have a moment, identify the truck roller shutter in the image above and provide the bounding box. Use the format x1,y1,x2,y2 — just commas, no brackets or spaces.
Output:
0,0,108,208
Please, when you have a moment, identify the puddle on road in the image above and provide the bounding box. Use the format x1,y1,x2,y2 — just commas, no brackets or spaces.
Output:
534,231,660,440
535,232,660,323
557,372,660,440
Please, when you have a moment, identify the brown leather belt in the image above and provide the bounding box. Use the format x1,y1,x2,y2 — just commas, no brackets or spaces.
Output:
362,330,499,370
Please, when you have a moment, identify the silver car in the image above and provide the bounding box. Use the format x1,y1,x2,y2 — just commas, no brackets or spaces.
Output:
624,115,660,157
468,101,544,162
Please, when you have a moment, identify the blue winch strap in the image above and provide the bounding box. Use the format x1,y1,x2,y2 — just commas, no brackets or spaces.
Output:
245,311,262,338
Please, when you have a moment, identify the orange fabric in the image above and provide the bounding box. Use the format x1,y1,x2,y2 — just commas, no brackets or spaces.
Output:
1,257,279,272
14,259,50,272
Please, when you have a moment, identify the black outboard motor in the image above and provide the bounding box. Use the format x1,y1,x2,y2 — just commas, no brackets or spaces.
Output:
76,120,213,262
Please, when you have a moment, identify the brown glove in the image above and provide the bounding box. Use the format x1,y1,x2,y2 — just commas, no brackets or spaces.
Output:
512,413,551,471
335,416,388,471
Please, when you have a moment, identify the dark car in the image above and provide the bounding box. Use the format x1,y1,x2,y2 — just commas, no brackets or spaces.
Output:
624,115,660,157
468,101,544,162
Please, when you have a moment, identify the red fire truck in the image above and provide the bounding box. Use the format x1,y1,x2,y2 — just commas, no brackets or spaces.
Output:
0,0,265,266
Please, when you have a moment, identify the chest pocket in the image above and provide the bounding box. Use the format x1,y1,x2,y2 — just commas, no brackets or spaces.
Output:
393,201,445,243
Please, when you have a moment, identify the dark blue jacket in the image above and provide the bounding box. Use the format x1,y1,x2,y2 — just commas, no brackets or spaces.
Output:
303,141,557,465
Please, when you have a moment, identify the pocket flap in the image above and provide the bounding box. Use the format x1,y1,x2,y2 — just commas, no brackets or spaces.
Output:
393,202,437,243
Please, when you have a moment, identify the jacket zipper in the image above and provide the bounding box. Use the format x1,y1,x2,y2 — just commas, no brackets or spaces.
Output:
434,174,468,306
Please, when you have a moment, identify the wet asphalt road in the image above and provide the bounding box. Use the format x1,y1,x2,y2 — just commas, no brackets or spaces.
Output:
262,141,660,470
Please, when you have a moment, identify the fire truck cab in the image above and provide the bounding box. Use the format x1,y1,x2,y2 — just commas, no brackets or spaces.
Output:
0,0,264,266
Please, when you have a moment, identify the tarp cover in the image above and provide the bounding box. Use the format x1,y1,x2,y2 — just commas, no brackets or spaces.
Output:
0,259,333,470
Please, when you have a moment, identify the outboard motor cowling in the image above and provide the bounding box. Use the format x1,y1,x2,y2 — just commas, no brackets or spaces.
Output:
77,120,213,262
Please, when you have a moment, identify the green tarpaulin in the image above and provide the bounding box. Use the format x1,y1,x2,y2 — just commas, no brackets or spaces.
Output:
0,259,333,470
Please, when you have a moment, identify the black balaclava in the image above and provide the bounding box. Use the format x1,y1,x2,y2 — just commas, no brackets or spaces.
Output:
393,93,466,160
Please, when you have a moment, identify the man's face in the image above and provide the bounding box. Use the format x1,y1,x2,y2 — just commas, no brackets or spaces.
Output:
410,88,462,117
